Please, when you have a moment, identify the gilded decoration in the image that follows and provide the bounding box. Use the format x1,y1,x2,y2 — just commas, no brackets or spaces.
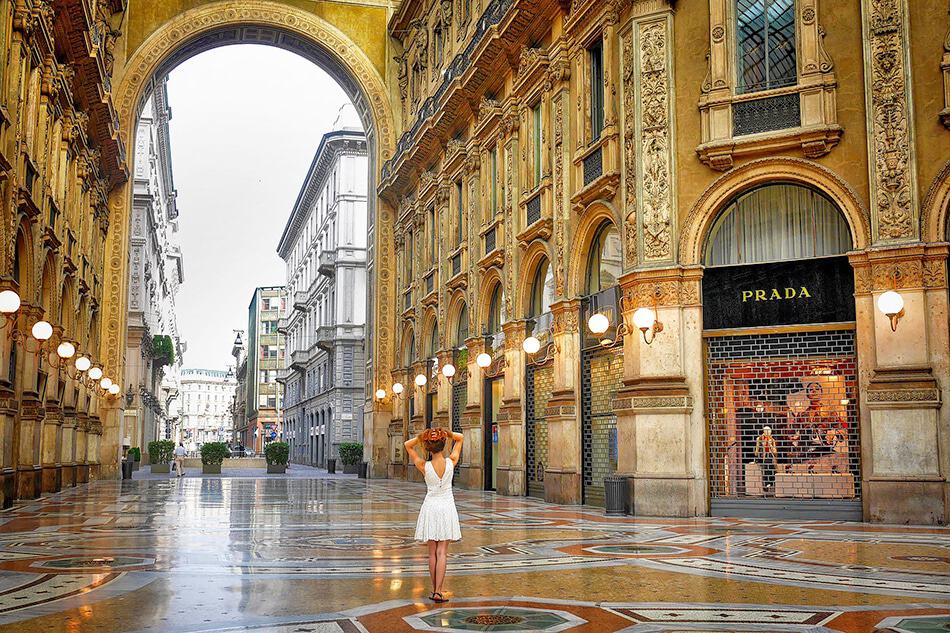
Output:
620,26,637,268
108,1,396,383
862,0,918,242
634,16,675,263
942,15,950,129
550,61,568,297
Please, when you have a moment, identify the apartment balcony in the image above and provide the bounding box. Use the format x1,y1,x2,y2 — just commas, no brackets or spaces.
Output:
290,349,308,371
318,251,336,277
276,367,293,384
292,291,309,313
316,325,336,353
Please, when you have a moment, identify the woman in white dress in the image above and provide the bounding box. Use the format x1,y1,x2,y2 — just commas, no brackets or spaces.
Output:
405,427,463,603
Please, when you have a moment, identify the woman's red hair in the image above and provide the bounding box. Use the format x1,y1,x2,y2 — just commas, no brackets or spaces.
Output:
419,427,449,454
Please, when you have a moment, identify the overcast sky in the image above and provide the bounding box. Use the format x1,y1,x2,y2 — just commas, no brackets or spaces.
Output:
165,46,351,371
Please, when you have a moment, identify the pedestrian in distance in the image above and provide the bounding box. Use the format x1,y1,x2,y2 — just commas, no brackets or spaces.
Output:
405,427,463,603
173,442,187,478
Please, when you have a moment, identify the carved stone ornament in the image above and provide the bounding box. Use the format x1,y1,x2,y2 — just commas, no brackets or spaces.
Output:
621,27,637,267
863,0,918,242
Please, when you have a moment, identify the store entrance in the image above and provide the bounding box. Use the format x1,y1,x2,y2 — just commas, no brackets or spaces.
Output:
483,376,502,491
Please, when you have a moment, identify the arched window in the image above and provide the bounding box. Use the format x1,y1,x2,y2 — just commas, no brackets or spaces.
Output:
402,332,415,367
529,258,555,317
487,284,503,334
427,322,438,358
454,304,469,347
704,183,852,267
585,223,622,295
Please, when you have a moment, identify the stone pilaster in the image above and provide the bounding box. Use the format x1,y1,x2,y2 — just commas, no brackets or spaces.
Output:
496,320,528,496
75,413,89,484
16,305,44,499
434,349,454,429
407,360,428,482
459,336,486,490
40,328,64,493
544,299,581,504
387,368,409,480
850,244,949,524
615,268,705,517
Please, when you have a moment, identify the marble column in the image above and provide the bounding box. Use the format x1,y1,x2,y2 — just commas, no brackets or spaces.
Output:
459,336,486,490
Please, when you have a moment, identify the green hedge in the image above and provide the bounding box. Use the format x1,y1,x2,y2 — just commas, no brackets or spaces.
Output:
200,442,229,466
338,442,363,466
148,440,175,464
127,447,141,462
264,441,289,466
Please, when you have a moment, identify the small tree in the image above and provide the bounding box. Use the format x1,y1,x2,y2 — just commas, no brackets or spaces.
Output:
152,335,176,367
264,441,289,466
338,442,363,466
200,442,229,466
148,440,175,464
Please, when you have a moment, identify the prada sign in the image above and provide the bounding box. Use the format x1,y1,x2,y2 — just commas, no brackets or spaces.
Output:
702,256,855,330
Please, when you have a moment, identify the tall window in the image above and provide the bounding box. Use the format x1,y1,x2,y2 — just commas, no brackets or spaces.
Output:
490,147,499,215
585,223,622,295
588,41,605,141
529,258,555,316
455,304,469,346
428,206,436,266
736,0,797,94
487,284,503,334
427,322,438,358
531,103,542,187
455,180,464,246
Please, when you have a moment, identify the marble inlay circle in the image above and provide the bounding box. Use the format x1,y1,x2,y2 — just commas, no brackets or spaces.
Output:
409,606,585,632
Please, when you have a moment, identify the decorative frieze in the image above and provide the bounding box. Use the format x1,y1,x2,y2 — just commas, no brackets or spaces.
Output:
942,17,950,129
850,244,949,294
861,0,919,242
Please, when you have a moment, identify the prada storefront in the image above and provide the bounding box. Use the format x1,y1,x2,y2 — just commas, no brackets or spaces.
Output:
702,183,862,521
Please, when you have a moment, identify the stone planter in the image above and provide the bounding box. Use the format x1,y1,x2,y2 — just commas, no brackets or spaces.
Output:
267,463,286,474
342,463,358,474
202,464,222,474
151,463,170,474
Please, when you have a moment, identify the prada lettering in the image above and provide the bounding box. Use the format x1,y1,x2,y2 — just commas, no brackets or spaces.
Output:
742,287,813,302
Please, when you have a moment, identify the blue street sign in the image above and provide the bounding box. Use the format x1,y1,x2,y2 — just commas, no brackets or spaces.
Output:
270,431,277,439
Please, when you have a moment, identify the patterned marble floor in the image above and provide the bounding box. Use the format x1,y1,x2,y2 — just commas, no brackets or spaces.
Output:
0,476,945,632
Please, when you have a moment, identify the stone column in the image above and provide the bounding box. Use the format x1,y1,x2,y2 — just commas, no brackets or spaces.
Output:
15,305,44,499
851,245,949,524
407,360,428,482
544,299,581,503
40,330,63,493
75,412,89,484
61,375,77,487
387,367,409,480
614,269,704,517
88,417,102,480
496,320,527,496
460,336,486,490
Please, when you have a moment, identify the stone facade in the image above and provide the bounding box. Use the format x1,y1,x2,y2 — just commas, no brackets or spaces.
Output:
177,368,236,450
243,287,284,454
374,0,950,524
123,79,184,462
278,106,368,467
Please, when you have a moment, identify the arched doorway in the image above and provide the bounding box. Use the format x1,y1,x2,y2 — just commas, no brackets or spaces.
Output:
701,182,861,520
99,2,396,477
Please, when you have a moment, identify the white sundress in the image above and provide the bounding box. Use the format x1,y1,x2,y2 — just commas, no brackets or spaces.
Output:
414,459,462,542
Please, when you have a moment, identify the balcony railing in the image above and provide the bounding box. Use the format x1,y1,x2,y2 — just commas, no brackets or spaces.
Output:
583,146,603,186
526,192,541,226
484,226,497,255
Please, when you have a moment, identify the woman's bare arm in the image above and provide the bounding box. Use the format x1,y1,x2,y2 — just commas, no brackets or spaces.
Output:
449,431,463,463
404,436,426,473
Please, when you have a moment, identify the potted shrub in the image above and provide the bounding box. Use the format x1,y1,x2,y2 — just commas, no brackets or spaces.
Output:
338,442,363,475
200,442,228,474
264,441,289,474
148,440,175,473
128,447,141,471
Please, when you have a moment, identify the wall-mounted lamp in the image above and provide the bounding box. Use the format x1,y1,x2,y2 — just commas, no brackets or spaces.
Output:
587,312,609,336
522,336,541,354
0,289,21,316
476,352,492,368
877,289,905,332
125,385,136,407
392,381,404,395
88,366,103,381
414,373,428,387
632,307,664,345
375,388,387,400
75,356,92,372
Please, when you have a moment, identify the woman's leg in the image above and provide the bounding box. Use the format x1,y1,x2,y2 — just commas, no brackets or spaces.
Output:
427,541,437,593
435,540,449,595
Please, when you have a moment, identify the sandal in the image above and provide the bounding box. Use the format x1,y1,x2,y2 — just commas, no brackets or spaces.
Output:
431,592,449,603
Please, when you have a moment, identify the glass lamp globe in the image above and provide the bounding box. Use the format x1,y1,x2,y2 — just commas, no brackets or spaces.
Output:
476,352,492,368
100,377,113,390
588,313,609,335
522,336,541,354
75,356,91,372
31,320,53,341
0,290,20,314
56,341,76,359
414,373,427,387
632,307,657,331
877,290,904,316
88,366,103,381
392,382,404,395
375,388,386,400
442,363,456,378
108,383,121,395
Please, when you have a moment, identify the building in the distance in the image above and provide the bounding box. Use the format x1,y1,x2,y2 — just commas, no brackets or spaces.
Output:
246,287,285,452
178,369,237,450
123,78,185,462
277,104,367,467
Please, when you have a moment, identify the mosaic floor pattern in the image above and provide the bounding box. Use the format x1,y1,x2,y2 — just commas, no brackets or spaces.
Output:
0,476,944,632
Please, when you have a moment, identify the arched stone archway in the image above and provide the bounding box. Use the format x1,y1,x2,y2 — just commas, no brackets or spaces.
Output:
922,159,950,243
567,202,620,298
98,0,397,477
